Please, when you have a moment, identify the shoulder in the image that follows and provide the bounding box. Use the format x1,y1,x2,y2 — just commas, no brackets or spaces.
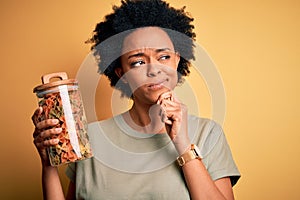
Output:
188,115,223,140
87,115,120,131
188,114,221,128
88,116,116,126
188,115,219,128
188,115,225,157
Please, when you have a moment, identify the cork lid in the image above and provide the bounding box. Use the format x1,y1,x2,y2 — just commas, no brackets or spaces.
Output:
33,72,78,93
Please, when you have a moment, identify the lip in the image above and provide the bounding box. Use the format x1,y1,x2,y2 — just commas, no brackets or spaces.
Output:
147,79,168,90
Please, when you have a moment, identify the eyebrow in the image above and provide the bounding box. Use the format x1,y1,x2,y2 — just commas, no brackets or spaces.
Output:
127,48,172,59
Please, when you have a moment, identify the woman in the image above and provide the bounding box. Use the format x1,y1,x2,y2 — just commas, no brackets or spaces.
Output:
32,0,240,199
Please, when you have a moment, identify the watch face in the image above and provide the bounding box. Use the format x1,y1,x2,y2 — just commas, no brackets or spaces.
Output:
192,144,202,158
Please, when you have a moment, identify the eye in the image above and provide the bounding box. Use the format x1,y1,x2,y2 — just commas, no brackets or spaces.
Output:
158,55,171,61
130,60,145,67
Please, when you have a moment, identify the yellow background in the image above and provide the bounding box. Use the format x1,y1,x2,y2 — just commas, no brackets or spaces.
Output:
0,0,299,199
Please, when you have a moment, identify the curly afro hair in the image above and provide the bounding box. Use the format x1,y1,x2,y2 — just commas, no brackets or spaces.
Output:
88,0,196,98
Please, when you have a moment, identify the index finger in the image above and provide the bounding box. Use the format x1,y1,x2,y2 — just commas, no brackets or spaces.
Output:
36,118,59,130
31,107,43,125
157,91,173,104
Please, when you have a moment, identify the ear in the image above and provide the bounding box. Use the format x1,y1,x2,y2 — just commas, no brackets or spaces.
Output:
175,51,180,67
114,67,128,83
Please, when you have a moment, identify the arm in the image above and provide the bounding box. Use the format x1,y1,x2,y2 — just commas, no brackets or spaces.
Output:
182,159,234,200
66,181,76,200
158,92,235,200
32,107,66,200
42,166,65,200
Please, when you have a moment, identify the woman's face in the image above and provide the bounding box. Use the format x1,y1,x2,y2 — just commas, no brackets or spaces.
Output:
117,27,180,104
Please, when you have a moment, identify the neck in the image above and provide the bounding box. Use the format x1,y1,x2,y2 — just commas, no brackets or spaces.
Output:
123,101,166,134
129,102,151,126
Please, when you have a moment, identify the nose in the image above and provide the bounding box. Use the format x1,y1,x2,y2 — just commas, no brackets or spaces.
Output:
146,56,162,77
146,64,161,77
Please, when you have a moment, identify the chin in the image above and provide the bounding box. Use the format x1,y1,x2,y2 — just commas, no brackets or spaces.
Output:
133,87,172,104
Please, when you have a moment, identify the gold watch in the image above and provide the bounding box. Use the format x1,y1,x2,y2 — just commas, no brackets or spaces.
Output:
177,144,201,167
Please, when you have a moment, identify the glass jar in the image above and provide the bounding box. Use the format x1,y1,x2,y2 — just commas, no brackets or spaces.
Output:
33,72,92,166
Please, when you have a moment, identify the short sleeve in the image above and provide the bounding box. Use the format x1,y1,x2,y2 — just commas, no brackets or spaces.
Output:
200,121,240,186
65,162,76,183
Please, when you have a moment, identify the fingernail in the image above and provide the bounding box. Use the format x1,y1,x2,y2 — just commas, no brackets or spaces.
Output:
55,128,62,132
52,119,59,124
53,138,60,143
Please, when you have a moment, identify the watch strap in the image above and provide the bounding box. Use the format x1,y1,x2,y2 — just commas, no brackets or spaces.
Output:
177,144,201,167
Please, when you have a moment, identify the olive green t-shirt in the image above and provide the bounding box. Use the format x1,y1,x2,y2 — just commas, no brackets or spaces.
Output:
66,114,240,199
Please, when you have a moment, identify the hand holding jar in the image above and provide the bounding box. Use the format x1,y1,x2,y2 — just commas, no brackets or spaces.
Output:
32,72,92,166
